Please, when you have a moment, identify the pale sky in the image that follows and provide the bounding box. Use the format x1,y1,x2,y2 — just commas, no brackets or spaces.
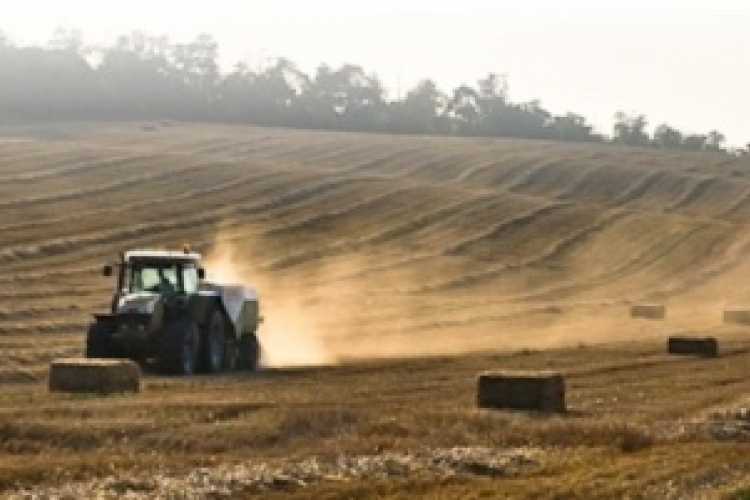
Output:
2,0,748,146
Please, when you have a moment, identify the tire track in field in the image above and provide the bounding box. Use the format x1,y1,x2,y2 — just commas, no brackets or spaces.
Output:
0,288,104,300
666,177,721,212
443,203,569,256
450,157,514,185
502,159,567,193
209,188,495,270
0,304,86,323
243,198,571,288
246,196,568,283
0,168,288,245
633,223,750,301
0,167,370,277
608,170,669,206
0,154,148,185
543,164,604,200
417,207,627,293
392,153,489,184
716,183,750,220
0,173,358,271
263,184,418,236
205,191,498,275
259,193,495,270
512,222,720,302
336,147,435,175
290,142,404,169
0,160,218,211
0,320,87,336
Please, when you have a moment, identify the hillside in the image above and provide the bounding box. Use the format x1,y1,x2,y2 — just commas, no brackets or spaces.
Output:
3,122,750,498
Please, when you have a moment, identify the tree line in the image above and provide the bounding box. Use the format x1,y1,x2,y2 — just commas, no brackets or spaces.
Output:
0,30,746,154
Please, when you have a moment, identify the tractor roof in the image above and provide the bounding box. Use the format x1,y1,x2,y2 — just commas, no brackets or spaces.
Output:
124,249,202,263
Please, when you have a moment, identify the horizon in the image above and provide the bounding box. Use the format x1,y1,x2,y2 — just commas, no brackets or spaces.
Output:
3,0,748,147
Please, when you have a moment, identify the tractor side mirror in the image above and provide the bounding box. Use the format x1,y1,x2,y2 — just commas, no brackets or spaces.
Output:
102,265,113,277
197,268,206,280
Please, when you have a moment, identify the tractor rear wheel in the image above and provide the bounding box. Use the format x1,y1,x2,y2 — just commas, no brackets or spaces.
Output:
237,333,260,371
200,310,226,374
158,319,200,375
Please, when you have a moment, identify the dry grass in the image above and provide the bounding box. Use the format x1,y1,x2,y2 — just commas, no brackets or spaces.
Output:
1,122,750,497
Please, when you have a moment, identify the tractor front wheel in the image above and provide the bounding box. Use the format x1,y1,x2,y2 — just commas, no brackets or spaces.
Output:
158,319,200,376
200,310,226,374
85,321,116,358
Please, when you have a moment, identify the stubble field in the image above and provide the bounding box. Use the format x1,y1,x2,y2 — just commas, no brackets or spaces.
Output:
2,122,750,498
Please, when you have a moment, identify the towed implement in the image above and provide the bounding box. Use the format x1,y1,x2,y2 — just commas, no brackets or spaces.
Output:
86,248,261,375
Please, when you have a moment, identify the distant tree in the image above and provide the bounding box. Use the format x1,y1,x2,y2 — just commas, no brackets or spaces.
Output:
97,33,194,119
302,64,386,130
548,113,597,142
682,134,708,151
613,112,650,147
705,130,726,152
171,34,219,98
474,73,509,136
390,79,448,134
653,124,683,149
447,84,480,134
215,62,255,121
477,73,507,113
0,44,98,120
252,57,308,124
0,29,740,152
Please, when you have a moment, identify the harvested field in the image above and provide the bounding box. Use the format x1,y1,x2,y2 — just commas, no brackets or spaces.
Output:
3,122,750,498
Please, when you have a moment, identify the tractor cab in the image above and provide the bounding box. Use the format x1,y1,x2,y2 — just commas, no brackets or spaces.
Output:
104,250,205,314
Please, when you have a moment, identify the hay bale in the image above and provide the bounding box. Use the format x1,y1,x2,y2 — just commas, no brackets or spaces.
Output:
667,336,718,358
723,309,750,326
630,303,666,319
48,358,140,394
477,371,565,413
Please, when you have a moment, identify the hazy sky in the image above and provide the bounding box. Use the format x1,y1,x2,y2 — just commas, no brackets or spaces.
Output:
3,0,748,146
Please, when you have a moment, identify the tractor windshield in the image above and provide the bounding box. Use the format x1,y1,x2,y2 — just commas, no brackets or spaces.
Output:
126,260,200,295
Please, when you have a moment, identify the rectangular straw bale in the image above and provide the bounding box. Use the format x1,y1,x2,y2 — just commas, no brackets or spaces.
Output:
722,310,750,326
49,358,140,394
477,371,565,413
630,304,666,319
667,336,718,358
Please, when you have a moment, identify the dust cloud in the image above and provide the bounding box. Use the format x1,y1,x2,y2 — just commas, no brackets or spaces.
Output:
200,231,490,368
201,238,338,368
199,230,728,369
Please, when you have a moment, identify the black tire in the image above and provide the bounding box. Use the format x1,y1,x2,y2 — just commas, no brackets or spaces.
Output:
223,339,238,372
237,333,260,371
158,319,200,375
85,322,115,358
199,310,226,374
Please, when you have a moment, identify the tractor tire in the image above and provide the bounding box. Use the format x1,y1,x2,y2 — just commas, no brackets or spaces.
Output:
223,339,238,372
158,319,200,376
85,322,116,358
199,310,226,374
237,333,260,371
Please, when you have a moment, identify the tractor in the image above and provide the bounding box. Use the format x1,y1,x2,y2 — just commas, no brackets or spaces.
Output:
85,247,261,375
